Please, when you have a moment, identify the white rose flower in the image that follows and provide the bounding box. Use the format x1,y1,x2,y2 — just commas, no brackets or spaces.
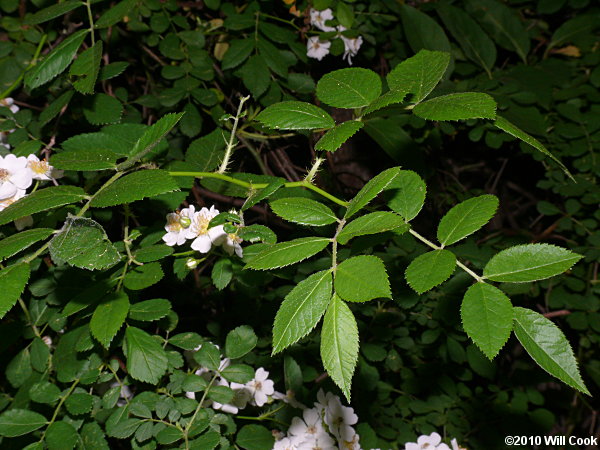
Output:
341,36,363,65
0,154,33,200
246,367,275,407
339,431,361,450
310,8,336,32
210,378,251,414
288,407,335,450
323,395,358,442
273,436,302,450
223,232,243,257
307,36,331,61
162,205,196,246
0,188,26,212
186,205,226,253
405,432,450,450
272,390,306,409
26,154,63,181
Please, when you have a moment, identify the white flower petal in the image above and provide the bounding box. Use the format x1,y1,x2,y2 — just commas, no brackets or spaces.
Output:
191,234,212,253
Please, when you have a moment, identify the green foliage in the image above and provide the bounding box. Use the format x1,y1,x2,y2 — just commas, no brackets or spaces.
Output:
90,170,179,207
405,250,456,294
345,167,401,218
0,263,30,319
337,212,407,245
0,228,54,261
315,121,364,152
321,295,359,401
0,409,47,437
245,237,330,270
272,270,332,354
413,93,497,121
90,292,130,348
256,101,334,130
316,68,382,108
483,244,583,283
437,195,499,246
461,283,513,359
513,307,590,395
125,326,168,384
335,255,391,302
270,197,337,226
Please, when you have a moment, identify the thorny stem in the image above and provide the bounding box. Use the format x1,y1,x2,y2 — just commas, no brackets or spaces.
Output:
169,171,350,207
305,157,325,183
408,228,485,283
218,95,250,174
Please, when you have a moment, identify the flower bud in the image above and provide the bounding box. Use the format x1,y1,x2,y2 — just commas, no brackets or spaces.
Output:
186,258,199,269
179,216,191,228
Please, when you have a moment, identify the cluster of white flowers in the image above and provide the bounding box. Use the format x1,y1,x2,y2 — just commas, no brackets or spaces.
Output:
162,204,243,257
0,152,63,213
273,389,361,450
307,9,363,65
185,351,275,414
404,432,465,450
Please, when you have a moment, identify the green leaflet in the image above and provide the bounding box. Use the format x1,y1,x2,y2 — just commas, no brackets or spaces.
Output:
90,170,179,207
237,225,277,244
513,307,589,395
316,68,382,108
180,103,202,138
51,147,119,171
211,258,233,290
0,228,54,261
238,54,270,98
123,262,164,290
547,14,600,53
237,425,274,450
125,326,168,384
494,115,573,180
399,6,452,67
466,0,530,63
362,91,408,116
385,170,427,222
0,409,47,437
244,237,330,270
46,421,78,449
128,299,171,321
96,0,137,28
413,92,497,121
437,194,499,246
0,186,86,226
344,167,401,219
226,325,258,359
0,264,31,319
222,39,254,70
90,292,130,348
321,295,359,402
270,197,338,226
272,270,332,354
82,93,123,125
256,101,335,130
387,49,450,104
186,128,227,172
23,1,82,25
405,249,456,294
461,283,513,359
69,41,103,95
437,4,496,78
49,216,121,271
25,30,88,89
337,211,407,245
483,243,583,283
335,255,391,302
315,121,364,152
117,113,184,170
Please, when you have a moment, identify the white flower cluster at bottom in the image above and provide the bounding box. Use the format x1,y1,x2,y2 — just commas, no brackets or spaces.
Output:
404,432,464,450
273,389,360,450
162,204,243,257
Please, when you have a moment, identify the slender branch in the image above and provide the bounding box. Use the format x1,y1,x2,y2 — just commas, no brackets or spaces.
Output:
38,379,80,442
85,0,96,46
408,228,484,283
218,95,250,174
168,171,350,207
